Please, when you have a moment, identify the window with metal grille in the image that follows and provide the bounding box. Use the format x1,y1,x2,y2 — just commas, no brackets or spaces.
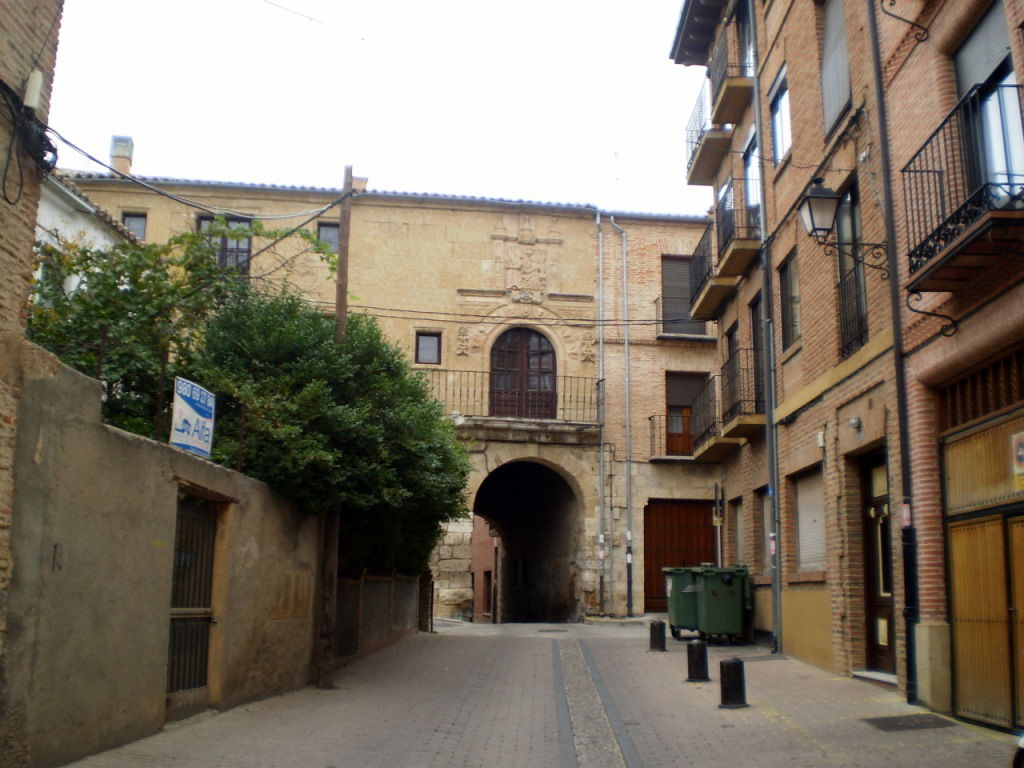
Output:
835,184,868,358
940,346,1024,430
197,216,252,273
779,251,801,349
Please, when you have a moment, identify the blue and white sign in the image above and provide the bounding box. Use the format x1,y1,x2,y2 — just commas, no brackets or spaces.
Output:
170,377,216,459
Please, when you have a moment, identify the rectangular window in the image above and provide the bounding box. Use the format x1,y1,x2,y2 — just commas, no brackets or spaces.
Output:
665,372,707,456
661,255,705,335
122,212,147,240
416,331,441,364
769,69,792,164
317,222,339,253
779,252,801,349
835,184,868,357
197,216,252,273
795,471,825,572
749,293,765,412
820,0,851,132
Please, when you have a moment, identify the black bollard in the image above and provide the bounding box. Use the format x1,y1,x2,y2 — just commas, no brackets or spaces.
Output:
649,620,667,652
719,657,748,708
686,639,710,682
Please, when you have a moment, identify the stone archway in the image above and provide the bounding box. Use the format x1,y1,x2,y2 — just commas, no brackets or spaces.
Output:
473,460,581,622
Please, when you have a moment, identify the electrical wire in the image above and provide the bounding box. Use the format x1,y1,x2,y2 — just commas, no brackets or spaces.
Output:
0,80,26,205
48,127,345,221
257,0,345,32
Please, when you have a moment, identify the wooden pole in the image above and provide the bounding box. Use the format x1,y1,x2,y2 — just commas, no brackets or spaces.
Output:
335,165,353,341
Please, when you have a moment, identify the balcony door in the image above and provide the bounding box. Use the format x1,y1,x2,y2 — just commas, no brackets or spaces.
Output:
490,328,556,419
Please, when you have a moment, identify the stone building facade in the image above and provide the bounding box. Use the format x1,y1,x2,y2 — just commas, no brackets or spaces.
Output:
70,162,719,622
671,0,1024,729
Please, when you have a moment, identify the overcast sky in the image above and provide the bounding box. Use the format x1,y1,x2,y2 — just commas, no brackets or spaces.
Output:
49,0,711,216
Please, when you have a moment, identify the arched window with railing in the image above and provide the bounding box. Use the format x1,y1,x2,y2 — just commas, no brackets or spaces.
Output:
489,328,556,419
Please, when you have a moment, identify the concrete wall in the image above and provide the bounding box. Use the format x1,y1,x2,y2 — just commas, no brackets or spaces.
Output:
2,340,318,768
334,574,420,658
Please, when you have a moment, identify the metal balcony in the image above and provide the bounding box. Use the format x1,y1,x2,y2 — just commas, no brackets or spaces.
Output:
709,24,755,124
691,375,742,461
715,177,761,276
902,83,1024,292
685,79,733,187
721,348,766,438
690,224,739,320
419,369,600,423
648,414,693,459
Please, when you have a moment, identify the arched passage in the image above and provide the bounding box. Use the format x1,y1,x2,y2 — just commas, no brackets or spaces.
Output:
472,460,580,622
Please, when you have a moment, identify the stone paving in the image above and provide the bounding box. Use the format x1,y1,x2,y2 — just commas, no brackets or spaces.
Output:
65,619,1017,768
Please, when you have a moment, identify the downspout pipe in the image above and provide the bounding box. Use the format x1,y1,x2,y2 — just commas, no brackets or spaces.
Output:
746,0,783,653
609,215,634,618
865,0,918,703
596,210,608,616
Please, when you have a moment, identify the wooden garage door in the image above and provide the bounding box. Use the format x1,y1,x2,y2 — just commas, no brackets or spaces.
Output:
949,516,1012,726
643,500,715,611
1011,516,1024,727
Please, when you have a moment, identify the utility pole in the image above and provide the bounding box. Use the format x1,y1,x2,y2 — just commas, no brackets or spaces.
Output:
316,165,353,688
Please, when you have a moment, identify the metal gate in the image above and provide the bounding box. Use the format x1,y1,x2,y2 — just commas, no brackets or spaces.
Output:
167,494,218,720
643,500,715,611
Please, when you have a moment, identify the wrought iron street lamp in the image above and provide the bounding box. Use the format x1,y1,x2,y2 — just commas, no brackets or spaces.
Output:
797,177,889,279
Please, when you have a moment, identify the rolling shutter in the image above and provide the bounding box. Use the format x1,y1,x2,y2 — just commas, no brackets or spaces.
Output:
955,1,1009,96
821,0,851,131
796,471,826,571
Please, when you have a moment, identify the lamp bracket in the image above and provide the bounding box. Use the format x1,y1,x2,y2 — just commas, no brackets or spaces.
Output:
880,0,929,42
906,291,958,336
819,240,890,280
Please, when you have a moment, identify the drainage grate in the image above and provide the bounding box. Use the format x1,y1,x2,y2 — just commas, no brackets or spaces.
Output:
863,714,955,732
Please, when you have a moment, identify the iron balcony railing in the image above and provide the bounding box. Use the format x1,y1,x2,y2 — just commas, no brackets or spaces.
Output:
419,369,600,423
689,224,715,306
648,414,694,457
685,80,714,173
692,375,721,452
902,83,1024,275
721,347,765,424
837,263,869,358
716,177,761,257
709,23,754,112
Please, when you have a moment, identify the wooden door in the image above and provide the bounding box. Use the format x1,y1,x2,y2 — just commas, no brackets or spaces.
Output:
950,516,1013,726
864,501,895,673
643,500,715,611
1011,515,1024,727
666,406,693,456
490,328,556,419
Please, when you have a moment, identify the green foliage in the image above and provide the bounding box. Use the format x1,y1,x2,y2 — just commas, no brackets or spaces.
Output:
27,223,469,575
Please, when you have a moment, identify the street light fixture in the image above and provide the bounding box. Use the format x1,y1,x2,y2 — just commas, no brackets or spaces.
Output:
797,176,889,279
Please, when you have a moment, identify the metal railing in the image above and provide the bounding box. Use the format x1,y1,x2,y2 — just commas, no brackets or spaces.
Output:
689,224,715,306
902,83,1024,275
721,348,765,424
692,376,721,451
419,369,600,423
716,178,761,257
685,80,714,173
836,264,868,358
709,23,754,111
655,296,706,336
648,414,694,457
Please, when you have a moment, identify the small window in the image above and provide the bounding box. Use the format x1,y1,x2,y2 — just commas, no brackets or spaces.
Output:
197,216,252,273
779,252,801,349
769,69,792,164
122,212,147,240
795,471,825,571
317,222,339,253
416,332,441,364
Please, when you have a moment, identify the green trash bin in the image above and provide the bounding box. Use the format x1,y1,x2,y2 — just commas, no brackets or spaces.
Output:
693,564,751,640
662,566,699,639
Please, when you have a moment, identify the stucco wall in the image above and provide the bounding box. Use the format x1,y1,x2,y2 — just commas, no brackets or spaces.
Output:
2,340,318,768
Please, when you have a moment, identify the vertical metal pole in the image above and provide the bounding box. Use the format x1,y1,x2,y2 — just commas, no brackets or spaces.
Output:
610,216,634,618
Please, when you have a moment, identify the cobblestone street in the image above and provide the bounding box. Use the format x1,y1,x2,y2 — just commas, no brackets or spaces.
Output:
66,620,1016,768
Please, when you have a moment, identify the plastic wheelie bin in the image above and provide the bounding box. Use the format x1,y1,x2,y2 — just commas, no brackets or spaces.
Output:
662,566,699,640
692,564,751,642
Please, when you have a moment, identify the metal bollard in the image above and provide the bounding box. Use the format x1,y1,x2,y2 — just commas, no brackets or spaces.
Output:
649,619,667,652
686,639,710,682
719,657,748,708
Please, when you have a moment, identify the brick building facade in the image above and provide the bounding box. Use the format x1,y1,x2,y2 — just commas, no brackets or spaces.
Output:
0,2,63,759
672,0,1024,728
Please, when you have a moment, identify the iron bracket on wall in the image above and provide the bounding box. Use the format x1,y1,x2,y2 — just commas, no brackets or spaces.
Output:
823,241,890,279
906,291,958,336
880,0,929,42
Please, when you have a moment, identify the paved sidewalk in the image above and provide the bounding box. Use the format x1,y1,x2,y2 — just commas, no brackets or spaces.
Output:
64,619,1016,768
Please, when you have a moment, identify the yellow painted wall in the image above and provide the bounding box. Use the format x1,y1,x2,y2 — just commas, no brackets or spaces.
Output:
781,587,833,671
